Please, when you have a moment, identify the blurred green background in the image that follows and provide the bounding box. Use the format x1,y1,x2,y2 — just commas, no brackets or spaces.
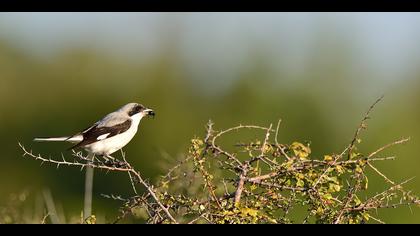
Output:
0,13,419,223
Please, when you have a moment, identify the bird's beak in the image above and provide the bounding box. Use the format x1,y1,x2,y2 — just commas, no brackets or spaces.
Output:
145,109,155,118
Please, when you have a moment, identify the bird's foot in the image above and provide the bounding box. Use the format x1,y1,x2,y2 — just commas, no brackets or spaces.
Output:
102,155,127,167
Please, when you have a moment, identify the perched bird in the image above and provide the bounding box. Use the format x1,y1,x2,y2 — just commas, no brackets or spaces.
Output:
34,103,155,160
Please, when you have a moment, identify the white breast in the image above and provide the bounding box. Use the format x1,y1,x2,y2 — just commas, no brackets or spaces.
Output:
84,113,143,156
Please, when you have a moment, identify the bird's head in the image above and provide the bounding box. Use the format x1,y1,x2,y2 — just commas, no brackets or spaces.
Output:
121,103,155,118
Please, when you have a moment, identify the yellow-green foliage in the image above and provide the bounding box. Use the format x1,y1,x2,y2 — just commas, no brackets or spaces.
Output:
119,119,419,224
12,100,420,224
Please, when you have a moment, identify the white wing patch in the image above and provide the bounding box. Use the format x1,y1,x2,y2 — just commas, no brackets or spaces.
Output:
97,133,111,140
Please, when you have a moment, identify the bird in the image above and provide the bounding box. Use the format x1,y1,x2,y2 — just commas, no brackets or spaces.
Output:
34,103,155,161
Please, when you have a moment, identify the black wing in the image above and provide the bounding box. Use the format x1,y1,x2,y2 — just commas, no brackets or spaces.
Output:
69,119,132,150
64,121,99,142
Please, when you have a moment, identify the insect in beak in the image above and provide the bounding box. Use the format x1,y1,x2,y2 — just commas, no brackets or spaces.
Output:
146,109,155,118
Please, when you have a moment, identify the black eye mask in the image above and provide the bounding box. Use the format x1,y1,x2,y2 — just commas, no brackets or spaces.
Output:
128,104,145,116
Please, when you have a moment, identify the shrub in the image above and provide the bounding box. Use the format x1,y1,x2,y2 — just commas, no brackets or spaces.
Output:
19,97,420,224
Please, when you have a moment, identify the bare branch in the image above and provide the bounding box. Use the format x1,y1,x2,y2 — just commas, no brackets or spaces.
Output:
234,166,247,205
367,137,410,159
19,142,178,224
346,95,384,160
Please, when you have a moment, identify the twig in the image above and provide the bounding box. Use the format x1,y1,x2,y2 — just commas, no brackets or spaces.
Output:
210,124,274,167
367,137,410,159
121,150,138,195
234,166,248,205
247,172,279,182
346,95,384,160
187,213,209,224
274,119,282,147
19,143,178,224
42,189,60,224
247,180,306,191
41,213,51,224
249,123,273,164
369,215,386,224
334,170,366,224
100,194,127,202
312,154,339,189
367,162,395,185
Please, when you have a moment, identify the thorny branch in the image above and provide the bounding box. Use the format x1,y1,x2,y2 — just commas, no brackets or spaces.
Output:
18,143,178,224
346,95,384,160
19,96,419,224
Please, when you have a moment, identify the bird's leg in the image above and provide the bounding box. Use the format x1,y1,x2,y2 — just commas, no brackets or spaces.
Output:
106,154,127,167
101,155,110,162
92,154,100,162
106,154,124,164
98,154,124,167
105,155,115,162
100,155,116,166
93,155,107,165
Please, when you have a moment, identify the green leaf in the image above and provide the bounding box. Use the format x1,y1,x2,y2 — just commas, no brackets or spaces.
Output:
362,212,370,221
240,207,259,217
336,165,345,174
324,155,333,162
297,173,305,179
362,175,369,190
355,165,363,173
250,184,257,191
329,183,341,192
323,193,333,200
290,142,311,159
350,151,361,160
296,179,305,187
316,206,324,216
353,196,362,206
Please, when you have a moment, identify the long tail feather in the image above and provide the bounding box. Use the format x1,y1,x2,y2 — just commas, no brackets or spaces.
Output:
34,135,83,142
